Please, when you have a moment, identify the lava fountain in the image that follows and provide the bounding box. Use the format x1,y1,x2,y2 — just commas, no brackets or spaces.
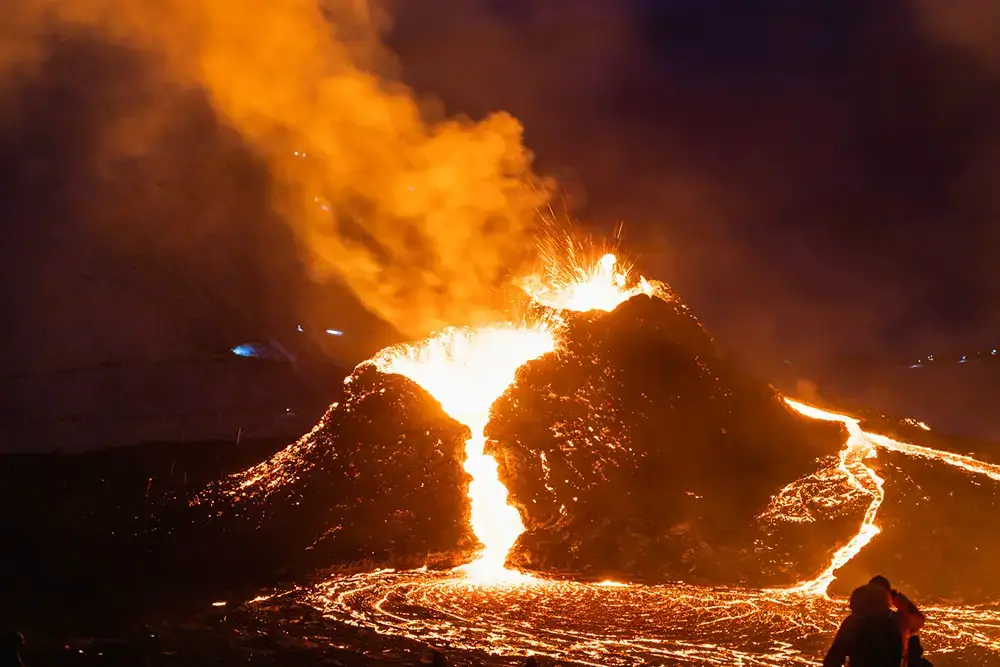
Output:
368,324,555,578
368,250,658,579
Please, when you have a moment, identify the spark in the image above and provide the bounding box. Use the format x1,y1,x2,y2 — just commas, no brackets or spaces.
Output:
903,417,932,431
522,233,661,312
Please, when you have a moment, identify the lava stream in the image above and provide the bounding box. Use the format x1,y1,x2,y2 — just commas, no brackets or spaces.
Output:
369,324,556,578
371,252,657,579
780,400,885,596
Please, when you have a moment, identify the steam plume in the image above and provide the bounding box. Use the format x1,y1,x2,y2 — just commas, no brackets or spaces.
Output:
912,0,1000,69
12,0,550,337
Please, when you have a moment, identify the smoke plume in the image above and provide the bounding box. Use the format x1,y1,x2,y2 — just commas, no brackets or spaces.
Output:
11,0,550,338
912,0,1000,70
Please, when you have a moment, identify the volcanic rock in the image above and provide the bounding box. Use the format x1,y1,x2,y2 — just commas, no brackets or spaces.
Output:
488,293,846,585
152,364,476,584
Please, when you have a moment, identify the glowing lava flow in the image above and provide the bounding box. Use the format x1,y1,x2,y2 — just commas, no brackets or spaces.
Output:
255,402,1000,666
368,324,556,579
227,244,1000,663
779,399,885,596
367,251,657,579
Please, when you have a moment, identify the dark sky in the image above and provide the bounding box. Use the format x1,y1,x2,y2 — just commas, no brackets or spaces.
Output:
2,0,999,440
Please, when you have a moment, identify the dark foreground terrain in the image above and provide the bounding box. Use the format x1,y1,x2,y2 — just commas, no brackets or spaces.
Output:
14,592,528,667
0,437,533,667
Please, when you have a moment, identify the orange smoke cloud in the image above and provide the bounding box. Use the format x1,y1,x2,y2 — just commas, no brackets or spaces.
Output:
912,0,1000,70
13,0,550,337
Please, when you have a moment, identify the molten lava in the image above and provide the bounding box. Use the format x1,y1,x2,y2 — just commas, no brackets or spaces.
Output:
368,324,556,577
523,251,659,313
274,398,1000,665
223,242,1000,664
776,400,885,596
367,250,657,579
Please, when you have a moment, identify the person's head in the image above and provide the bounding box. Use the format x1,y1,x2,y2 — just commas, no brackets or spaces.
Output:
525,657,539,667
869,575,892,592
849,584,891,615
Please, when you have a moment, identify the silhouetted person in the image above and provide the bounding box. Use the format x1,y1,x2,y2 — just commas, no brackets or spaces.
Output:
0,632,25,667
868,575,925,645
823,583,903,667
525,657,539,667
907,636,933,667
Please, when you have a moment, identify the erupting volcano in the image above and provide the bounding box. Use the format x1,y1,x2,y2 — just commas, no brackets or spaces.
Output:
369,323,556,578
195,239,1000,665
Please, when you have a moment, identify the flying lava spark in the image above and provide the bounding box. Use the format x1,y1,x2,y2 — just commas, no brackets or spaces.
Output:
219,242,1000,665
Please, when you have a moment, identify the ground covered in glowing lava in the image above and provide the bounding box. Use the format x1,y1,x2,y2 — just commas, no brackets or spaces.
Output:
5,255,1000,666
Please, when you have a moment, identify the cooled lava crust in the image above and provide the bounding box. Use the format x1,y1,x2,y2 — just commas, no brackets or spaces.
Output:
165,368,477,580
489,294,846,585
177,293,850,587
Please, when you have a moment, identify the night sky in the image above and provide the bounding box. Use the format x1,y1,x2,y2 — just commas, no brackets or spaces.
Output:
2,0,999,448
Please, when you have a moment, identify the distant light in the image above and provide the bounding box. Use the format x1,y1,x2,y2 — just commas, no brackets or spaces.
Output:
960,356,967,363
325,329,343,336
993,350,997,356
231,344,256,358
297,325,304,332
212,601,226,607
909,364,922,369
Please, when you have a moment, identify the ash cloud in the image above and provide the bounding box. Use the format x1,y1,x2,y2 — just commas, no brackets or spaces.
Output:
0,0,550,344
913,0,1000,70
